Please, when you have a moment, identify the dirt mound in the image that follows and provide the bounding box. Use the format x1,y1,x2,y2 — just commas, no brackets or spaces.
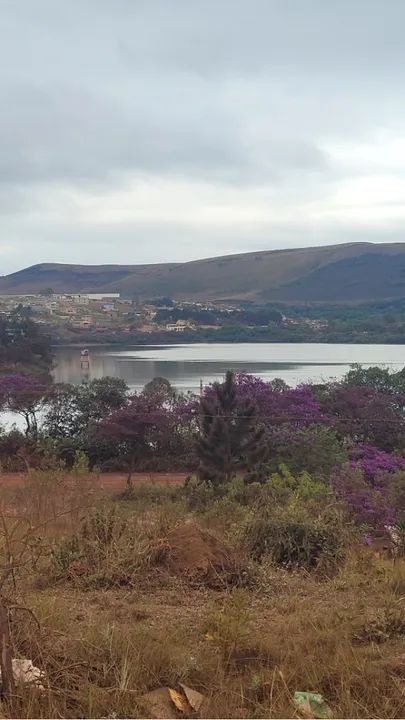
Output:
150,522,248,588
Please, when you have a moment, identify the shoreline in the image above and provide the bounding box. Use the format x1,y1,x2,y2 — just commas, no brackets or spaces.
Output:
51,338,405,347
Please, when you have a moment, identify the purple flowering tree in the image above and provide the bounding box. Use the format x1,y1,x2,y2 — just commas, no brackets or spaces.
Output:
98,392,173,485
333,464,395,529
348,442,405,483
321,383,405,451
333,443,405,529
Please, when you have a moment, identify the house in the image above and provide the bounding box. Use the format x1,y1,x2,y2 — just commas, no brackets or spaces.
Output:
72,318,94,329
166,323,185,332
165,320,195,332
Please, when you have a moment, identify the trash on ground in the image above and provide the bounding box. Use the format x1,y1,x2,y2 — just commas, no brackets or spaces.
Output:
140,684,205,718
293,691,333,719
168,687,190,713
179,683,204,713
0,658,46,690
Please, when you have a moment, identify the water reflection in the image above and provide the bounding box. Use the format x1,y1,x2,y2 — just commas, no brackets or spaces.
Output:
52,343,405,393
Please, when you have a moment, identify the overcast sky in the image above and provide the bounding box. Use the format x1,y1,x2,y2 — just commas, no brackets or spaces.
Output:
1,0,405,272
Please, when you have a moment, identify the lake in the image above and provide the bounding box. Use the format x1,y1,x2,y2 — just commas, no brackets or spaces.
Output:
53,343,405,393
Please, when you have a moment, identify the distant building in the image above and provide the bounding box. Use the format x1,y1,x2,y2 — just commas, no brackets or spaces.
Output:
165,320,195,332
72,320,94,329
67,293,120,303
87,293,120,301
165,323,185,332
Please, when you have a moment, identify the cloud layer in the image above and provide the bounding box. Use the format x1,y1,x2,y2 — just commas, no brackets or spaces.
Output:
1,0,405,271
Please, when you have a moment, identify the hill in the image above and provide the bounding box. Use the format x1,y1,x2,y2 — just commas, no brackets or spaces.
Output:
2,242,405,303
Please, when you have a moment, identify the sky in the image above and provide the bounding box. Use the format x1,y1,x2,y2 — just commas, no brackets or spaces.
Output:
1,0,405,273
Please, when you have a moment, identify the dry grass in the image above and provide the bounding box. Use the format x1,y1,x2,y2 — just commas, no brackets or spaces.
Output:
0,475,404,718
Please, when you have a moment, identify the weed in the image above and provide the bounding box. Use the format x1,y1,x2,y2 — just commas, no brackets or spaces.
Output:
352,598,405,643
205,590,254,666
389,561,405,596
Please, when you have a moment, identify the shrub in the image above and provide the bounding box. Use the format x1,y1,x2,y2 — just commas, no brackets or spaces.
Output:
50,505,142,586
250,425,347,480
256,465,330,508
201,496,252,539
352,600,405,643
227,475,263,505
245,505,347,570
183,475,215,510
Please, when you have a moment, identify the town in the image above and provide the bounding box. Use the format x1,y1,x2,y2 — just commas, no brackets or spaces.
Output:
0,291,330,344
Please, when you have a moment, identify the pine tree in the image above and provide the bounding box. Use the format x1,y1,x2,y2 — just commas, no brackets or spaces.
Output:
196,371,265,487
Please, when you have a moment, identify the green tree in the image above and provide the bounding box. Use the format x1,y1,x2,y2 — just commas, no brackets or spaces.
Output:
344,363,405,395
44,377,128,439
196,371,265,487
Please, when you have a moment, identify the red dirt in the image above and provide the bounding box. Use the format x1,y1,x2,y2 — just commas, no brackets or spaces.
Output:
0,471,188,493
149,521,248,588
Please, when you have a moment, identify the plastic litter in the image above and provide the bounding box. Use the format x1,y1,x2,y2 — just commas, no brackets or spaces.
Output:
140,684,205,718
0,658,46,691
169,687,189,714
294,691,333,719
179,683,204,713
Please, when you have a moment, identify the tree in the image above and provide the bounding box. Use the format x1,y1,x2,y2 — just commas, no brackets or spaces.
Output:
43,377,128,439
0,374,48,437
98,392,171,486
41,377,129,466
0,315,52,373
251,424,347,480
320,383,405,451
196,371,266,487
143,376,175,402
39,287,54,296
344,364,405,395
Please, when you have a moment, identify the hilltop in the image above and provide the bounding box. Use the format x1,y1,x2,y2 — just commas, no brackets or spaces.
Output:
2,242,405,303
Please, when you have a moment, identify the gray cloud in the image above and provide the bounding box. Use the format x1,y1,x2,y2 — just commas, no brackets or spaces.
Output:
0,0,405,271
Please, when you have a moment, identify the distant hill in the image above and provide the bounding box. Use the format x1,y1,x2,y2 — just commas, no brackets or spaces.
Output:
2,242,405,303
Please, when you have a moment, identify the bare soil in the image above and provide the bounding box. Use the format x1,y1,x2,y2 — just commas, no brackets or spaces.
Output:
148,521,248,588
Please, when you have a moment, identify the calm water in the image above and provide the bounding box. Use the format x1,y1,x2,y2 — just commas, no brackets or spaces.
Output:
53,343,405,393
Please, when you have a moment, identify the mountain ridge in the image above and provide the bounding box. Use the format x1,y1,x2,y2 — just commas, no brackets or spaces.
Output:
2,242,405,303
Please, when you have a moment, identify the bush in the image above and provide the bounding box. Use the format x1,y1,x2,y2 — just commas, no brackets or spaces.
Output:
252,465,330,509
183,475,215,510
50,505,144,586
227,475,263,505
245,505,347,570
249,426,347,481
201,496,252,540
